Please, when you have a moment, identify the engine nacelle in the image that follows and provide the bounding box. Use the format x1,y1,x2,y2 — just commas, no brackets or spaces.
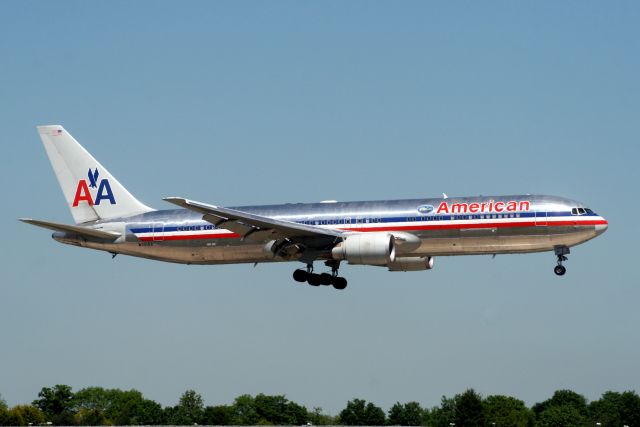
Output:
387,256,434,272
331,233,396,266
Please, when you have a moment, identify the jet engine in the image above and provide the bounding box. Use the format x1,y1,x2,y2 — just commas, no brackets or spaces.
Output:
387,256,434,271
331,233,396,265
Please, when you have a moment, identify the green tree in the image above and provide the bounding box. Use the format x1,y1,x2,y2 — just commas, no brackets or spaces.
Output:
454,389,484,427
2,408,24,426
165,405,193,426
619,390,640,427
428,396,456,427
537,405,586,427
73,387,162,425
253,393,308,425
388,401,424,426
111,392,164,426
0,394,6,410
482,395,534,427
33,384,76,425
177,389,205,424
532,389,588,418
590,390,640,427
589,391,624,426
339,398,386,426
72,387,117,413
74,388,162,425
203,405,233,425
10,405,46,425
230,394,259,425
308,407,337,426
0,406,9,426
74,408,109,426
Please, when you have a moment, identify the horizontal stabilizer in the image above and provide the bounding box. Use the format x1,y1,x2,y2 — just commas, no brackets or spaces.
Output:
19,218,121,240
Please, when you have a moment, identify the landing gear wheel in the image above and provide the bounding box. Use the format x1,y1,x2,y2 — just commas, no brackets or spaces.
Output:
319,273,333,286
307,274,322,286
554,265,566,276
293,269,308,282
332,277,348,290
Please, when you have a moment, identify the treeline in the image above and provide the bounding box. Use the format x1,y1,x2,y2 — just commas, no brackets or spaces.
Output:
1,386,639,426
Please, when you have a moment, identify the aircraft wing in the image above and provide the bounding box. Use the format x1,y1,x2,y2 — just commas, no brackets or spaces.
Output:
163,197,344,244
19,218,121,240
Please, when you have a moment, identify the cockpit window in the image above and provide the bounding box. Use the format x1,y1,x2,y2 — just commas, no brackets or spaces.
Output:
571,208,588,215
585,208,594,214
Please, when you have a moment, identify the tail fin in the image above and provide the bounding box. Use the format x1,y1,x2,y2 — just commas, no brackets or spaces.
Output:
37,125,154,224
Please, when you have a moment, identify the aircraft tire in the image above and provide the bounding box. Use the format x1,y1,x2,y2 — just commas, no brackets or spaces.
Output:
293,269,308,282
332,277,348,290
554,265,566,276
307,274,322,286
319,273,333,286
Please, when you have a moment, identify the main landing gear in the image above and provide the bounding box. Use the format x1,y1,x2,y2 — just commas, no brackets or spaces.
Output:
292,261,348,290
554,246,569,276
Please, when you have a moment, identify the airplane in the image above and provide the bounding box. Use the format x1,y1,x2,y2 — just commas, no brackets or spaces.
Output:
21,125,608,290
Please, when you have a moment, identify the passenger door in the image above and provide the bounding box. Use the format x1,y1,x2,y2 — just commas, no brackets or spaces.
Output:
152,222,164,241
535,210,548,226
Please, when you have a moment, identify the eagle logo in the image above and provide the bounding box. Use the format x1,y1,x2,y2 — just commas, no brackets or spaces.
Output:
88,168,99,188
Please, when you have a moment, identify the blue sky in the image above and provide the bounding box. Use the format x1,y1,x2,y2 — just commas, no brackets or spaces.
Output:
1,1,639,414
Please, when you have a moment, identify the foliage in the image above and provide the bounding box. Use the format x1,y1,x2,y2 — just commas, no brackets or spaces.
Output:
454,389,485,427
75,408,110,426
532,389,588,418
33,384,74,418
253,393,308,425
5,384,640,427
203,405,233,425
589,390,640,427
388,401,424,426
175,389,205,424
230,394,260,425
70,386,163,425
428,396,457,427
536,405,587,427
308,406,337,426
0,405,45,426
338,398,386,425
0,395,6,410
482,395,534,427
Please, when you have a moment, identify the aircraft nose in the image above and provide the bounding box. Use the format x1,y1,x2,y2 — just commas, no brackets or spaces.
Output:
595,218,608,236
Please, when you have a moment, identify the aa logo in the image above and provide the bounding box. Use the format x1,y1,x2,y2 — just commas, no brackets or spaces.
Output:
72,168,116,207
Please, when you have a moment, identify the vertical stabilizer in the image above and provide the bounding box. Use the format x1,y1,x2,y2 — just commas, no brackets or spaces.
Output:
37,125,154,224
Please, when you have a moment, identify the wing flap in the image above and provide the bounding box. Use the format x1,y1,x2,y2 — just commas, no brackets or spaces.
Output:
19,218,121,240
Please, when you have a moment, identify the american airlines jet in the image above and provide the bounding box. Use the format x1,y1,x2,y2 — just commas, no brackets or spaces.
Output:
21,125,608,290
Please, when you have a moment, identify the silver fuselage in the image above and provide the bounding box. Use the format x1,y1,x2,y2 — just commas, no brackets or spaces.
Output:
53,194,608,267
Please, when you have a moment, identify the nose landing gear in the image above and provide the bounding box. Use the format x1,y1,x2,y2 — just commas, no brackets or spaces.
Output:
554,246,570,276
292,261,348,290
